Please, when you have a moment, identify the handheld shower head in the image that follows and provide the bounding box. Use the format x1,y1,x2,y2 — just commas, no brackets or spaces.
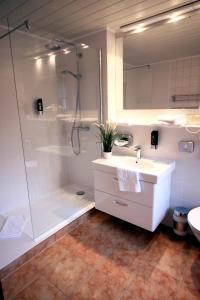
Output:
24,20,30,30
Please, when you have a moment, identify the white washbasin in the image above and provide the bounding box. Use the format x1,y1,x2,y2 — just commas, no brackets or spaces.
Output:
112,156,155,170
92,155,175,184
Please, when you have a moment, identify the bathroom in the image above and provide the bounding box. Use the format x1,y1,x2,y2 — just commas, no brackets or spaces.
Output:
0,1,200,299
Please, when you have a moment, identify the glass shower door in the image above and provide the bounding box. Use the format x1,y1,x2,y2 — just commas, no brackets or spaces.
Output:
0,19,34,268
10,30,101,240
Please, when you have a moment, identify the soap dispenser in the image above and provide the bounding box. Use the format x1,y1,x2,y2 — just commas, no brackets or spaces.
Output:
35,98,43,115
151,130,159,149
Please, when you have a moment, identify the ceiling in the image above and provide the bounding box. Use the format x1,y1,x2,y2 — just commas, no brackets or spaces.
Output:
0,0,193,41
123,12,200,66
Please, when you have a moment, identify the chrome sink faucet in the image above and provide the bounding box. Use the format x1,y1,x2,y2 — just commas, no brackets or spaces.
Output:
134,146,141,163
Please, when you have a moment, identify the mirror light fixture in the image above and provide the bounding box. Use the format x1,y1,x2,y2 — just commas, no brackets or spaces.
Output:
120,0,200,34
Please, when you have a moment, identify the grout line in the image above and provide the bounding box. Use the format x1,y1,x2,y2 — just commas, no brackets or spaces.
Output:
8,276,38,300
38,273,67,298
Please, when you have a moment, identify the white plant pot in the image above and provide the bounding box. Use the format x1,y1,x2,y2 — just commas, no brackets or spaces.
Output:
103,152,112,159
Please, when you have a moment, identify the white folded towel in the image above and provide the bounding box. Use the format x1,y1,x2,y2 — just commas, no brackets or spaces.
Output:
117,168,141,193
0,215,26,239
157,114,186,125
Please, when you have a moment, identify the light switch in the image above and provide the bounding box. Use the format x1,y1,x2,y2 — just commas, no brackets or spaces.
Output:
178,141,194,153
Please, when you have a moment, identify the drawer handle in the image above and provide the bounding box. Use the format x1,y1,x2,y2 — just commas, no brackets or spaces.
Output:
113,177,118,181
113,200,128,207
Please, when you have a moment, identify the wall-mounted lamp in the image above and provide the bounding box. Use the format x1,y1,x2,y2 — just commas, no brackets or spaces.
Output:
119,0,200,34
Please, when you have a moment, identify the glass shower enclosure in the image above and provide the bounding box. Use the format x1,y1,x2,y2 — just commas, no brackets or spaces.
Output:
8,29,101,241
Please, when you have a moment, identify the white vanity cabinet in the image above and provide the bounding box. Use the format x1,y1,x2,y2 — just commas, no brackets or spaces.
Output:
92,156,175,232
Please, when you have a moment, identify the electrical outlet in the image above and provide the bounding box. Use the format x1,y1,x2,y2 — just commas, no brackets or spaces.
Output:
178,141,194,153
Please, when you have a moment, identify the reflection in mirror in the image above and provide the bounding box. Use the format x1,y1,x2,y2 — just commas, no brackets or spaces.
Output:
123,13,200,109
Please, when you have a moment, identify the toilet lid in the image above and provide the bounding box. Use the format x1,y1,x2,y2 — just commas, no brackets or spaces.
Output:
188,207,200,231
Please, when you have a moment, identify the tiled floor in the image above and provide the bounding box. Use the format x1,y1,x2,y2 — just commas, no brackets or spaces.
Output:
2,210,200,300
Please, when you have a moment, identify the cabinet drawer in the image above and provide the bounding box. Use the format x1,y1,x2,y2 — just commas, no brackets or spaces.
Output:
95,190,153,231
94,170,154,207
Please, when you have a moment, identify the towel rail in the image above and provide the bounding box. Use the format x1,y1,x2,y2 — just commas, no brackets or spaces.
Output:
172,94,200,102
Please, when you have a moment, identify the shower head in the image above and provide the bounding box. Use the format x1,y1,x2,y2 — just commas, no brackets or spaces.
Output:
61,69,81,79
45,41,63,51
45,38,76,51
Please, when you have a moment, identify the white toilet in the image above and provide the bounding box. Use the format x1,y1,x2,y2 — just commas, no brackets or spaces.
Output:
188,207,200,242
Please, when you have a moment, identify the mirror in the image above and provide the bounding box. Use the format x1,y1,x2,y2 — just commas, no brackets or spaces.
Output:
123,13,200,109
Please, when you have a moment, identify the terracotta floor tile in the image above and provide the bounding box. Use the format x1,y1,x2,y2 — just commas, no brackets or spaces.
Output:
84,210,110,226
69,222,93,241
182,251,200,293
133,240,168,280
176,281,200,300
13,276,66,300
70,259,131,300
2,211,200,300
59,233,109,269
37,252,96,297
71,226,117,259
158,227,187,251
2,262,38,300
123,267,179,300
31,242,68,272
156,246,196,280
120,277,147,300
58,233,91,255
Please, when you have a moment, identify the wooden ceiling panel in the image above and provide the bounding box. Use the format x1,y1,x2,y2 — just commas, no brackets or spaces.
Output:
0,0,197,41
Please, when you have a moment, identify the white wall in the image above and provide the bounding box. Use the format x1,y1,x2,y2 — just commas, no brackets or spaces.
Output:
56,47,101,194
75,29,119,121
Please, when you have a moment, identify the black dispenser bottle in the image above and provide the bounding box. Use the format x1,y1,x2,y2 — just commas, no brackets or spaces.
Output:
35,98,43,115
151,130,159,149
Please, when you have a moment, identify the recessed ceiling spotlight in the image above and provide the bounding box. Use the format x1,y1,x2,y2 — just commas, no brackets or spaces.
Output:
80,43,89,48
34,57,40,60
63,49,71,54
131,27,148,34
167,14,188,23
48,52,54,56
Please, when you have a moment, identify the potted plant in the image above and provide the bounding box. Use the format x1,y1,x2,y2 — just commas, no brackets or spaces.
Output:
96,121,119,158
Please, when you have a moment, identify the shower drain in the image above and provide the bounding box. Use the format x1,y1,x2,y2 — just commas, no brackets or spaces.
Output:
76,191,85,195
